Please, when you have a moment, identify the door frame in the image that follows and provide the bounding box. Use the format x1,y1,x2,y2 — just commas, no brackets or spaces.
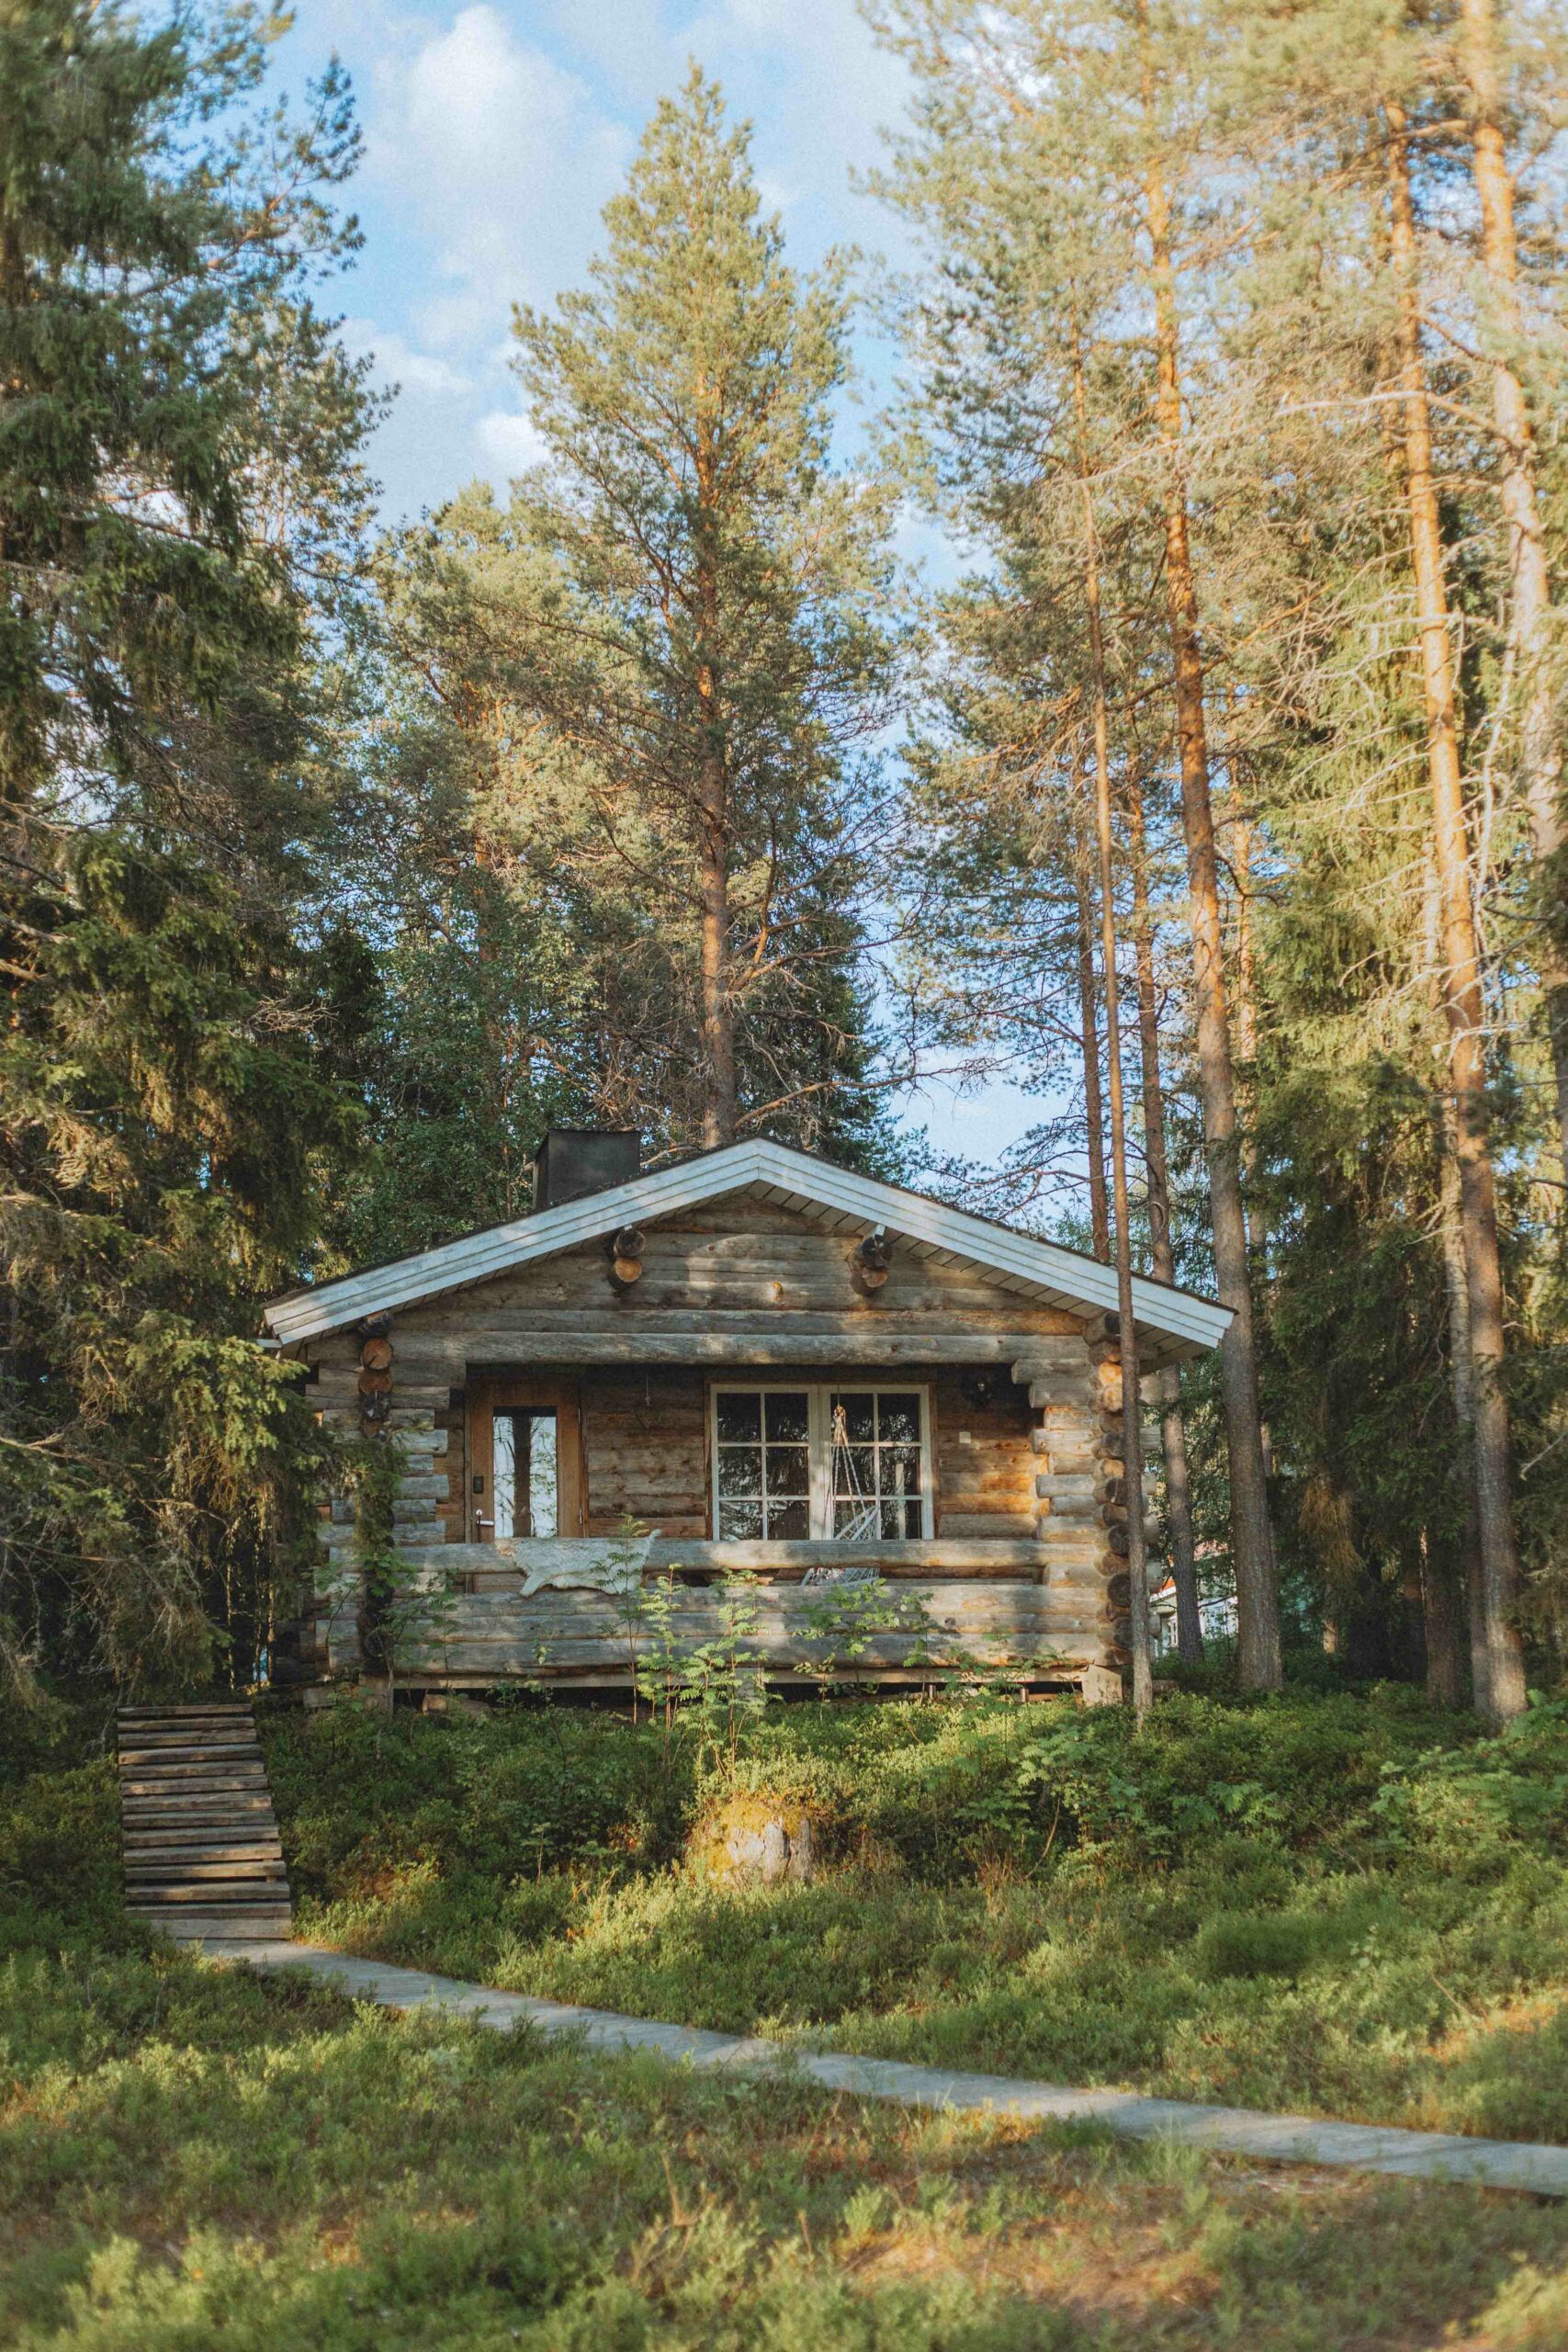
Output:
467,1374,586,1541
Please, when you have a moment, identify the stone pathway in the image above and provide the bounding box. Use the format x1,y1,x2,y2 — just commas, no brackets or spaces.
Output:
198,1939,1568,2199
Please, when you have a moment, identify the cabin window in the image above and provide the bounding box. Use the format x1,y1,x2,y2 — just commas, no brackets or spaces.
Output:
492,1409,559,1538
709,1384,932,1542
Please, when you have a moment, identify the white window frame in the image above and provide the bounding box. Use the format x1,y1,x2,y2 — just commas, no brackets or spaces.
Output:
707,1380,934,1542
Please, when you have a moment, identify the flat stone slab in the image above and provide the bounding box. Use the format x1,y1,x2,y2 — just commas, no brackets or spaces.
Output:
195,1939,1568,2199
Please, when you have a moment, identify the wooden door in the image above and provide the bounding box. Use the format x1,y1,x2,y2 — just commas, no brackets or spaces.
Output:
467,1375,585,1541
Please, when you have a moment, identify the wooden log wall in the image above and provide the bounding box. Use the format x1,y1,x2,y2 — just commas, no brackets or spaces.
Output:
1021,1331,1125,1673
393,1580,1102,1683
381,1203,1090,1379
296,1198,1131,1681
581,1365,706,1537
308,1323,457,1674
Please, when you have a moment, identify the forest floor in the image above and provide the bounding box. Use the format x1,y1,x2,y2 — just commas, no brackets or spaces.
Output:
6,1684,1568,2346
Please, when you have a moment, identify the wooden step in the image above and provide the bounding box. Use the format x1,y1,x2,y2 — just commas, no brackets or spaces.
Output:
125,1844,285,1862
121,1782,274,1802
118,1740,264,1758
118,1770,268,1792
118,1704,254,1720
123,1829,283,1852
128,1875,290,1902
116,1721,253,1740
118,1739,263,1763
121,1813,277,1834
125,1852,288,1878
127,1905,293,1936
117,1699,292,1943
121,1811,278,1832
117,1708,256,1724
123,1834,277,1850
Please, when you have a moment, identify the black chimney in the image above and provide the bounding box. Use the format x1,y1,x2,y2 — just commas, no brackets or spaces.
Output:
532,1128,641,1211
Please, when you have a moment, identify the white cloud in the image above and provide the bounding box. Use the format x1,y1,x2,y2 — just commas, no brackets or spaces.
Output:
475,407,549,485
367,6,629,354
339,318,473,400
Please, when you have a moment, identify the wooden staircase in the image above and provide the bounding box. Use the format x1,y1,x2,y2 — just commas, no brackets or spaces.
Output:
117,1702,292,1943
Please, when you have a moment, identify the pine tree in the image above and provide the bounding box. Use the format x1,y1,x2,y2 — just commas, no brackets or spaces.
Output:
871,0,1281,1679
501,69,897,1155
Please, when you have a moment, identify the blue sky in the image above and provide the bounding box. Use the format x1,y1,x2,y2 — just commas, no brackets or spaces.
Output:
284,0,1042,1166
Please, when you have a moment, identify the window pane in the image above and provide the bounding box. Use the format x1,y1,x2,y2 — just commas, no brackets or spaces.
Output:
765,1444,809,1498
885,1445,922,1498
764,1390,809,1442
832,1494,880,1541
880,1498,907,1540
877,1395,920,1445
901,1498,924,1539
832,1391,874,1443
769,1497,809,1541
716,1393,761,1443
719,1499,764,1541
717,1446,762,1498
832,1446,874,1498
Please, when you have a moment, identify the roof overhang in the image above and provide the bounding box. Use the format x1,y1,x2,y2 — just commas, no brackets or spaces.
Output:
264,1139,1232,1364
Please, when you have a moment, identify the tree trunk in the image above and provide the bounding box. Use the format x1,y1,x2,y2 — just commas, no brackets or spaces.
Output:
1459,0,1568,1162
1072,814,1111,1260
1386,101,1526,1722
694,423,737,1148
1128,769,1203,1663
1419,1528,1466,1708
1436,1102,1493,1714
1229,806,1264,1234
1140,29,1280,1689
697,772,736,1147
1073,331,1153,1716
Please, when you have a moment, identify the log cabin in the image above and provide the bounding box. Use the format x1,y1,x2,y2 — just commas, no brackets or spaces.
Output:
263,1131,1230,1702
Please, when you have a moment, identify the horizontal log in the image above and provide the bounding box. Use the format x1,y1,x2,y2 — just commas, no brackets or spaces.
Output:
389,1577,1114,1677
394,1536,1053,1580
392,1328,1068,1369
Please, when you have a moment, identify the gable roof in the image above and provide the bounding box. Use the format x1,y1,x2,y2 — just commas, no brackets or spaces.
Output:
264,1138,1232,1362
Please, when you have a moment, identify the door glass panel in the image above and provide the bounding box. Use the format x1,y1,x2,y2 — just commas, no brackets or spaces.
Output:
492,1409,516,1540
525,1411,558,1537
493,1409,558,1537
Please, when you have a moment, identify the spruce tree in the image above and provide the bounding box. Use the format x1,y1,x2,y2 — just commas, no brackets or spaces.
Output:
0,1,374,1691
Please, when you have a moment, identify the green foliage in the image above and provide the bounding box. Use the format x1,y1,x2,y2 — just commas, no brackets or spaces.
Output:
12,1694,1568,2342
233,1686,1568,2144
0,1,375,1696
377,64,905,1163
8,1942,1568,2347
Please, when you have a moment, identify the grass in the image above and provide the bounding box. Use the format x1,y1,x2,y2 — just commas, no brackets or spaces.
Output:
263,1684,1568,2144
6,1686,1568,2344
